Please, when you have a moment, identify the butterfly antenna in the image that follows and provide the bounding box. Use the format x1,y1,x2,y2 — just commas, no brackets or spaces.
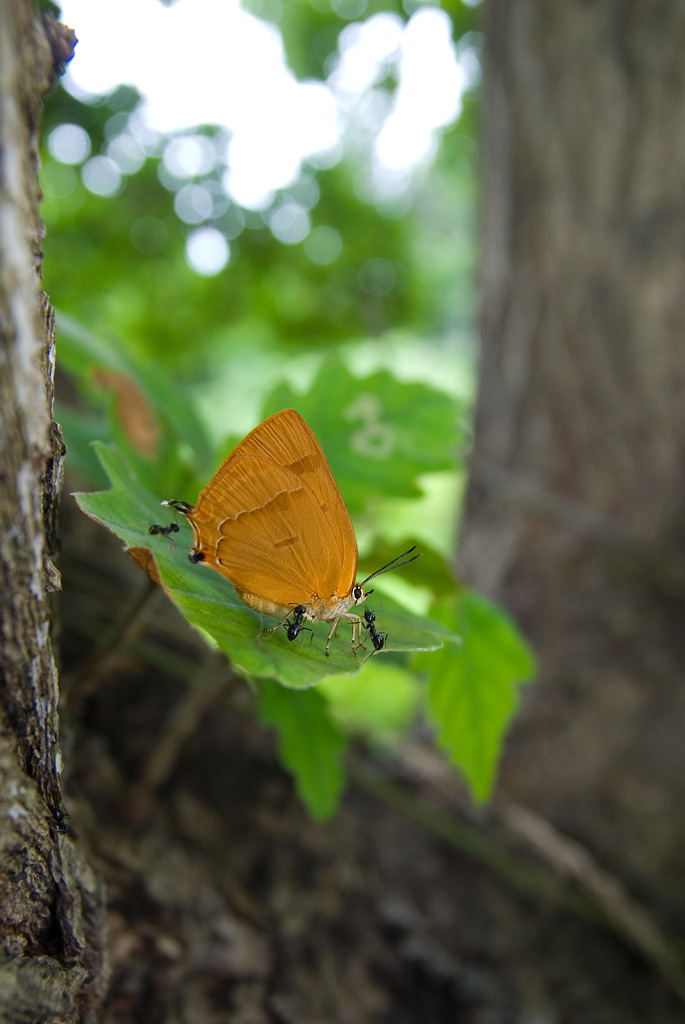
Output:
360,546,421,587
161,499,192,515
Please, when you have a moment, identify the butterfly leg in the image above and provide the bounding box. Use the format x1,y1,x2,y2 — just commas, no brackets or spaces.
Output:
324,614,355,656
352,613,366,651
261,611,293,637
324,619,339,657
352,624,369,653
325,613,364,656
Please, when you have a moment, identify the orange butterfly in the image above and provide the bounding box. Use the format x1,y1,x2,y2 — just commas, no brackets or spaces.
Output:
163,408,419,655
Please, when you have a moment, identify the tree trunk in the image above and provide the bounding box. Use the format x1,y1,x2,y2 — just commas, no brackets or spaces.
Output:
15,1,685,1020
0,4,105,1021
460,0,685,1011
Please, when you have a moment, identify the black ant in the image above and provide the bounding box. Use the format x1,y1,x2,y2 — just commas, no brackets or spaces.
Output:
284,605,315,647
50,805,71,835
148,522,180,538
261,605,312,646
285,605,308,641
359,608,386,652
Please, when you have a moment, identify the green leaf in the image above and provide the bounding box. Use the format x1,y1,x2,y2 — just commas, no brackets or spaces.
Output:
56,312,217,491
419,590,536,802
263,357,463,515
320,659,420,748
257,681,347,820
73,443,449,689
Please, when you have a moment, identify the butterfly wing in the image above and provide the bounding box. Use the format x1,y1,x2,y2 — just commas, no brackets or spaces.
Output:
189,410,358,608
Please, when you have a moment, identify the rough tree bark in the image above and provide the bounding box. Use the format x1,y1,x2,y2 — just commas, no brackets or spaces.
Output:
0,4,105,1021
10,1,685,1021
461,0,685,1010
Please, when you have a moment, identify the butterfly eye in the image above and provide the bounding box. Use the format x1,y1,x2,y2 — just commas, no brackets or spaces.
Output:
352,585,364,602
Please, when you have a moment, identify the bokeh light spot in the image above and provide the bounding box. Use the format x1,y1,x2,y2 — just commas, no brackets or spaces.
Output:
81,156,123,197
269,203,310,245
304,225,342,265
174,184,214,224
186,226,229,275
164,135,217,178
332,0,368,21
107,133,146,174
48,123,91,165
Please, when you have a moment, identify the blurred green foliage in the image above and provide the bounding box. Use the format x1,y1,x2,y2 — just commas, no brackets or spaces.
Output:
47,0,536,816
258,682,347,820
419,592,536,801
